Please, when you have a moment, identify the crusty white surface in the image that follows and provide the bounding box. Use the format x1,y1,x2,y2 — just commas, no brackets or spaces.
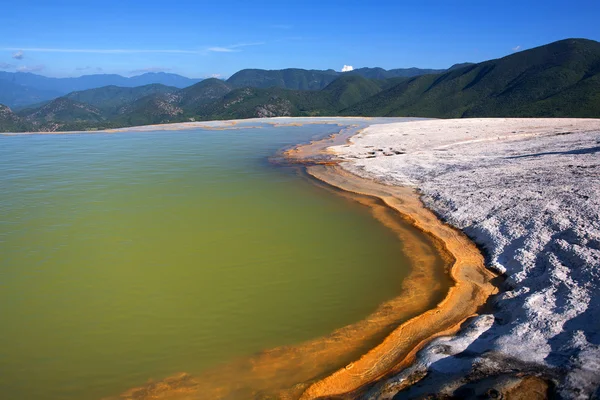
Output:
330,118,600,398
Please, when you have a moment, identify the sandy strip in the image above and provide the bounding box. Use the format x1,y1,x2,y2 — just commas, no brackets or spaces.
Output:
1,116,372,135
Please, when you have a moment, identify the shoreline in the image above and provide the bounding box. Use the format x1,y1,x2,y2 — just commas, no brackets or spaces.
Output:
292,166,497,399
0,116,376,135
114,166,456,400
280,118,497,397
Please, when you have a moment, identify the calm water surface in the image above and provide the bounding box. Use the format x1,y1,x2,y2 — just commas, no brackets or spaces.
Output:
0,124,412,400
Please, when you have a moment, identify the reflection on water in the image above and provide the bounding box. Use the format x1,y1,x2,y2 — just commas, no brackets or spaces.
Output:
0,121,442,400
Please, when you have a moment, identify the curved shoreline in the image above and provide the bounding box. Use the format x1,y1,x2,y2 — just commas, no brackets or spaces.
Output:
108,118,463,400
296,165,497,398
279,118,498,398
114,164,455,400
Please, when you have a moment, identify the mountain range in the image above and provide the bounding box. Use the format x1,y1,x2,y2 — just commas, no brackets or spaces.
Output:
1,38,599,132
0,66,448,109
0,72,202,108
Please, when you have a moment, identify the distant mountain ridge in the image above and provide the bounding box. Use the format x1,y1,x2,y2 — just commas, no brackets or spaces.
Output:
1,38,599,132
225,67,444,90
0,72,202,108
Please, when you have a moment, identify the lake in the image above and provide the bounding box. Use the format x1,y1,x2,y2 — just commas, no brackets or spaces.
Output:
0,120,443,399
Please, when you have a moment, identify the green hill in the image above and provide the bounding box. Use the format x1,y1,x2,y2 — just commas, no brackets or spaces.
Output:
226,67,441,91
17,98,106,131
111,93,185,127
0,105,31,132
64,84,178,114
192,75,385,119
321,75,386,109
344,38,600,118
227,68,340,90
177,78,233,109
347,67,445,79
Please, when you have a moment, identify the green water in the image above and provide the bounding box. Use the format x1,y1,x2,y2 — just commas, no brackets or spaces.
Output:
0,124,413,400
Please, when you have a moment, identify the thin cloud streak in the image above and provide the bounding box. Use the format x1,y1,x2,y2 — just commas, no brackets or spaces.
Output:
16,64,45,72
3,42,266,55
2,47,200,54
208,47,237,53
207,42,265,53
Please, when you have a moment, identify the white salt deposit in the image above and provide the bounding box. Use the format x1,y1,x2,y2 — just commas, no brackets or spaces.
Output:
330,118,600,398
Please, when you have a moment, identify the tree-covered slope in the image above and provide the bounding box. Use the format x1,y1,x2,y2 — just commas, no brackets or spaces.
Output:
64,84,179,114
321,75,385,109
177,78,233,109
347,67,445,79
226,67,443,91
227,68,340,90
344,38,600,118
193,75,385,119
0,105,31,132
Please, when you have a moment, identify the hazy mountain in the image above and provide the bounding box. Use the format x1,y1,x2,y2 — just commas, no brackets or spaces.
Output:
0,67,443,109
343,38,600,118
0,79,62,108
126,72,202,88
0,71,202,108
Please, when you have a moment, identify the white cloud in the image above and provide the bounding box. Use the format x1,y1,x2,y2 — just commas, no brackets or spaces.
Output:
512,45,521,52
12,50,24,60
207,74,222,78
16,64,45,72
0,62,15,69
341,65,354,72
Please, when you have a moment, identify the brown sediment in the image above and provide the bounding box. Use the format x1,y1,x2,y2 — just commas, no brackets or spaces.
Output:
279,122,497,398
297,165,497,399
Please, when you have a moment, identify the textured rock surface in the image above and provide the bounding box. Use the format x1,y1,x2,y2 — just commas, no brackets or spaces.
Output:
330,118,600,398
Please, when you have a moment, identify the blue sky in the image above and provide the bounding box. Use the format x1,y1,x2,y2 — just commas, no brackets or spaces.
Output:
1,0,599,78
